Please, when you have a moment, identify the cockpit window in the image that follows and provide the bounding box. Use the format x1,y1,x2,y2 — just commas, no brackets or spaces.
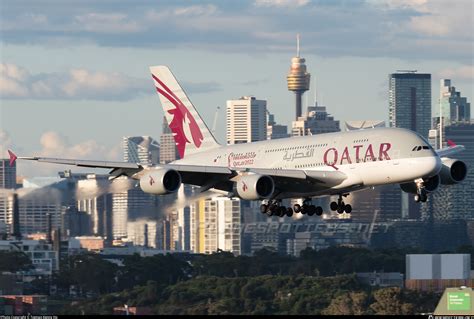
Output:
412,145,432,151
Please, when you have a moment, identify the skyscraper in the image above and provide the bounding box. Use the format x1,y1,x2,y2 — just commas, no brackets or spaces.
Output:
433,79,472,149
267,112,289,140
76,175,113,239
0,159,16,189
112,187,157,239
287,34,310,119
292,103,340,136
439,79,471,124
424,122,474,220
126,219,159,248
190,197,241,255
389,71,432,138
389,71,431,219
344,121,401,222
159,116,179,164
123,136,160,165
226,96,267,145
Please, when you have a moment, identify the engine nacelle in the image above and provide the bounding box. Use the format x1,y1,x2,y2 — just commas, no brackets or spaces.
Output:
400,175,440,194
139,169,182,195
235,174,275,200
439,158,467,185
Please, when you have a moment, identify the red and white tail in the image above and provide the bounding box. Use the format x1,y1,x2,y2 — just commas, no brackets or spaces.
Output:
150,65,220,158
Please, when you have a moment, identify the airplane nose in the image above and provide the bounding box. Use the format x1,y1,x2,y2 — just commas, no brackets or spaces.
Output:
429,155,442,176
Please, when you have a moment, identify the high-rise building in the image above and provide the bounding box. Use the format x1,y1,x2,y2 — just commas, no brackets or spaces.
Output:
344,121,402,221
432,79,471,149
126,219,159,248
76,175,113,239
0,159,16,189
159,116,179,164
123,136,160,165
112,186,157,239
190,197,241,255
424,122,474,220
226,96,267,144
267,112,289,140
287,34,310,119
439,79,471,124
61,206,91,238
389,71,432,138
389,71,431,220
292,103,340,136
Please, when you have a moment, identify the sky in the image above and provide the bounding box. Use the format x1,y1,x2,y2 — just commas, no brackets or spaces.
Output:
0,0,473,177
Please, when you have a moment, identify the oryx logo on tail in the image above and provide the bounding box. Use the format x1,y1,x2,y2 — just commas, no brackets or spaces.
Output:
152,74,203,158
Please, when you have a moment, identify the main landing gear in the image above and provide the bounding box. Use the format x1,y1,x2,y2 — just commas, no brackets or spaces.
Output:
292,198,323,217
260,198,323,217
330,194,352,214
260,200,294,217
413,179,428,203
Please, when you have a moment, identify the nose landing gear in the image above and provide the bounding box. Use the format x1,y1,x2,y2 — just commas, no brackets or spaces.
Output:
414,178,428,203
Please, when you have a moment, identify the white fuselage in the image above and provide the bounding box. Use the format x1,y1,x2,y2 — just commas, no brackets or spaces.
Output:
171,127,442,198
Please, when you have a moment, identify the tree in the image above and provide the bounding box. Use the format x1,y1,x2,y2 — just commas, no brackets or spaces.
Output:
0,251,33,272
322,291,369,315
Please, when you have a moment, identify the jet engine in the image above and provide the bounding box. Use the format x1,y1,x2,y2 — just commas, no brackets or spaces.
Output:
235,174,275,200
439,158,467,185
400,175,440,194
139,168,182,195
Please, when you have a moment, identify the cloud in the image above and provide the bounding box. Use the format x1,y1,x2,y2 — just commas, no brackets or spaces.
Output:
438,65,474,81
0,130,14,158
74,12,143,33
254,0,310,7
0,63,149,100
1,1,473,63
16,131,122,177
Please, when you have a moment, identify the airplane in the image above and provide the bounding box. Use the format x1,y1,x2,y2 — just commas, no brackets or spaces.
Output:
8,65,468,218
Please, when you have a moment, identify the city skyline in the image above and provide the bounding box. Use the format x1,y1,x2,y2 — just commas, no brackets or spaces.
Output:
1,0,472,177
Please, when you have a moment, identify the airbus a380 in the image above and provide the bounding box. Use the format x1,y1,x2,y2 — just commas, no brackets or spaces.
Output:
8,66,468,217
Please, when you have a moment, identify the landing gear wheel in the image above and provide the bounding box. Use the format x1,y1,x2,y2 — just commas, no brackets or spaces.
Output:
301,204,308,214
269,204,278,216
293,204,301,213
337,207,345,214
414,194,421,203
330,201,338,211
315,206,323,216
278,206,287,217
307,205,316,216
260,204,268,214
344,204,352,214
286,207,293,217
420,194,427,202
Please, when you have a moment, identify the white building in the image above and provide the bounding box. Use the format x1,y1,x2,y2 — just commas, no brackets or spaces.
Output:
226,96,267,145
406,254,471,280
123,136,160,165
0,240,58,275
126,219,159,248
190,197,241,255
292,103,340,136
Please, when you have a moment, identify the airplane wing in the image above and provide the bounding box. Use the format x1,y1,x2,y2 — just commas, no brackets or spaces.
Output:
9,150,348,194
165,163,347,194
8,150,143,178
435,140,465,158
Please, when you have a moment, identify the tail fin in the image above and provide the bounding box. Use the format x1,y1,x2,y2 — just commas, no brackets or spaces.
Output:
150,65,220,158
